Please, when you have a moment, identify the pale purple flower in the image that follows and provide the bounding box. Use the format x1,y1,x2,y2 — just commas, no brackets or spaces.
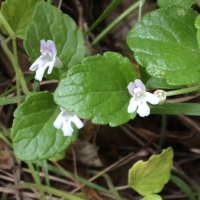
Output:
127,79,159,117
53,108,83,136
29,40,63,81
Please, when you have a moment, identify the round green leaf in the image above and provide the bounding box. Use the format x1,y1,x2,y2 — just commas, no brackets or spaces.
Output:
24,2,86,69
11,91,72,161
127,7,200,86
157,0,196,8
1,0,43,39
54,52,137,127
128,147,173,196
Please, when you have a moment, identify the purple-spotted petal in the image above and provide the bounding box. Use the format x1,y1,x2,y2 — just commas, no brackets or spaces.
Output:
145,92,159,105
137,101,150,117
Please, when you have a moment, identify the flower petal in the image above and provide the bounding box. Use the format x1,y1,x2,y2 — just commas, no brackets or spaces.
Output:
137,101,150,117
35,65,48,81
47,59,56,74
145,92,159,105
128,97,138,113
54,57,63,68
46,40,56,55
53,113,63,129
62,120,74,136
29,56,42,71
71,115,84,129
127,82,135,95
134,79,146,91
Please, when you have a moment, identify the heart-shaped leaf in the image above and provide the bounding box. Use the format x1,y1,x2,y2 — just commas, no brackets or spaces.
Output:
24,2,86,69
128,147,173,196
54,52,137,127
157,0,196,8
11,91,73,161
1,0,43,39
127,7,199,86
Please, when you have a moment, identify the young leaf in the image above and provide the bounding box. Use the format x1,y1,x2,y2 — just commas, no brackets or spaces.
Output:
1,0,43,39
11,91,73,161
128,147,173,196
142,194,162,200
127,7,200,86
24,2,86,69
157,0,196,8
54,52,137,127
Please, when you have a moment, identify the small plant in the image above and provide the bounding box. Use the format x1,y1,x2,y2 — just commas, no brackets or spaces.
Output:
0,0,199,199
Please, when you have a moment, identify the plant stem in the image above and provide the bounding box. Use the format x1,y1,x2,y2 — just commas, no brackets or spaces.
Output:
12,38,30,95
0,14,30,96
138,0,145,22
115,185,130,190
0,133,12,147
0,12,16,39
10,183,85,200
0,74,34,98
26,162,45,200
166,84,200,96
92,0,141,46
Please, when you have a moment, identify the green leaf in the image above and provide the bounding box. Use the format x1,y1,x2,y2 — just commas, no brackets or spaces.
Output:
54,52,137,127
151,103,200,115
157,0,196,8
127,7,200,86
11,91,72,161
143,194,162,200
24,2,86,69
146,77,182,90
128,147,173,196
1,0,43,39
195,15,200,49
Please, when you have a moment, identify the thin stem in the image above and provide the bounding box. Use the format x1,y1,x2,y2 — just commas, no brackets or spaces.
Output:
26,162,45,200
12,39,21,106
138,0,145,22
0,36,30,96
12,39,30,95
0,130,12,147
166,84,200,97
0,12,16,39
115,185,130,191
43,160,53,200
86,170,122,200
92,0,141,46
10,183,85,200
0,74,34,98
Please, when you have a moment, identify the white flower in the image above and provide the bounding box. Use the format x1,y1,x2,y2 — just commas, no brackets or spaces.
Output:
127,79,159,117
53,108,83,136
29,39,63,81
